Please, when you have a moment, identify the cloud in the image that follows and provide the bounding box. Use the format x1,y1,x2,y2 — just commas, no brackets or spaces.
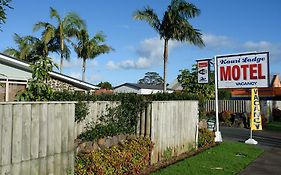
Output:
107,37,180,70
242,41,281,62
69,72,81,79
202,34,234,49
202,33,281,63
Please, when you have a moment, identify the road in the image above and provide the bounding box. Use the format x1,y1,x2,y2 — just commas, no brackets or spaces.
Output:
220,126,281,149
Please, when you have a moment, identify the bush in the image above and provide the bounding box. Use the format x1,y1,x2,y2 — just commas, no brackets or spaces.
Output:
198,128,215,148
75,137,153,175
272,107,281,121
219,110,233,126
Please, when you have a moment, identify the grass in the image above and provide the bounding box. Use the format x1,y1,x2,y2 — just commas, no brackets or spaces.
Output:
266,121,281,131
151,141,263,175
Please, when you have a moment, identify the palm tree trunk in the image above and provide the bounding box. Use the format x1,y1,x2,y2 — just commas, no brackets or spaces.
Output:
60,37,64,73
163,39,169,93
82,58,86,81
60,53,63,73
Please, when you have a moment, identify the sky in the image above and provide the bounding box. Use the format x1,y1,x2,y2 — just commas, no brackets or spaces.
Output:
1,0,281,86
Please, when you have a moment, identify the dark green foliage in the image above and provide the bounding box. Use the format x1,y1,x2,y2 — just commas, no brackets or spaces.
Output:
97,81,113,90
198,128,215,148
177,64,215,100
75,137,153,175
272,107,281,121
78,94,147,141
75,101,89,123
17,56,56,101
138,72,164,86
218,89,231,100
0,0,12,30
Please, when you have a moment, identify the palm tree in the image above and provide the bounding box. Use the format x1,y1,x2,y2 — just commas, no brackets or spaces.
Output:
33,7,85,73
73,29,112,81
3,33,47,62
134,0,205,92
4,33,36,62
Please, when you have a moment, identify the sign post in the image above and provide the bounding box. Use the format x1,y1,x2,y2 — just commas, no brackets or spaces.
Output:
214,56,222,142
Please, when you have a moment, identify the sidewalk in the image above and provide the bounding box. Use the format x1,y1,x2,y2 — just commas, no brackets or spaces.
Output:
239,147,281,175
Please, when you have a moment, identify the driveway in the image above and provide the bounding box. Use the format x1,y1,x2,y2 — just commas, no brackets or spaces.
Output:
220,126,281,175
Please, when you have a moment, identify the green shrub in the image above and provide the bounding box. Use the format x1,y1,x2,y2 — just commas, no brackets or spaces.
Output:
272,107,281,121
219,110,233,126
198,128,215,148
75,137,153,175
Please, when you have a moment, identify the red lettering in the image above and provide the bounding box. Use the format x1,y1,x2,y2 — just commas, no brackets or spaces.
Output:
250,64,257,79
240,65,248,80
220,66,231,81
258,64,266,79
232,65,240,80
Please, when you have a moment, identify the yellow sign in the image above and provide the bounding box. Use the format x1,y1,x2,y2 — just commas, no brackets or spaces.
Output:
250,88,262,130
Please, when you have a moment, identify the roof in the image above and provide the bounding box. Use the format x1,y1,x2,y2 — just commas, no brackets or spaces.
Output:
0,52,99,90
114,83,173,91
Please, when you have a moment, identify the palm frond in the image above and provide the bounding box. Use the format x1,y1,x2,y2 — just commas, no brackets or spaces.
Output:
133,6,161,32
50,7,61,23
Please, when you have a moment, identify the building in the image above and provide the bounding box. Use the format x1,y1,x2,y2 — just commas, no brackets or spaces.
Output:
0,53,99,101
231,74,281,99
113,83,173,94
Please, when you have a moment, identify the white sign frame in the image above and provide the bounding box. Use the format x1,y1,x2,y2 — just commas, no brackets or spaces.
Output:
217,52,269,89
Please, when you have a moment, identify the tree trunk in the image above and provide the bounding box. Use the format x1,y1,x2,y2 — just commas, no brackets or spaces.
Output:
60,37,64,73
163,39,169,93
82,58,86,81
60,53,63,73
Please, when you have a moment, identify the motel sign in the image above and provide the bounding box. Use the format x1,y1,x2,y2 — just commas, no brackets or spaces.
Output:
217,52,269,89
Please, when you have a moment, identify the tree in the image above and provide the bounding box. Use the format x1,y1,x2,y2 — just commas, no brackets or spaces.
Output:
138,72,164,86
0,0,12,31
73,29,112,81
134,0,204,92
97,81,113,90
33,7,85,73
177,64,215,99
17,56,57,101
4,33,51,63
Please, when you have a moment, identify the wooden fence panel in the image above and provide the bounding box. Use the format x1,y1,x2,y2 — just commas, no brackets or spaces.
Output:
150,101,198,164
0,102,75,175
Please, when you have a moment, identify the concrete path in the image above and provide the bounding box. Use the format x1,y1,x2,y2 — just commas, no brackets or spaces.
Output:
220,127,281,175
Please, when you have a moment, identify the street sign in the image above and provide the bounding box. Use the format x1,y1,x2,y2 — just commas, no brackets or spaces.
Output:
217,52,269,88
197,59,210,84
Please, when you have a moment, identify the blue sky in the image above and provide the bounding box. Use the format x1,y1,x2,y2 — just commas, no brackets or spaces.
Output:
1,0,281,86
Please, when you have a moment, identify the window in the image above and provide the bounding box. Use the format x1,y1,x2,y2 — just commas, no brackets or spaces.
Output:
0,83,5,102
0,80,27,102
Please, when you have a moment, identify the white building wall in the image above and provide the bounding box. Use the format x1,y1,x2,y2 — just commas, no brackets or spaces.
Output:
0,64,31,81
114,86,138,94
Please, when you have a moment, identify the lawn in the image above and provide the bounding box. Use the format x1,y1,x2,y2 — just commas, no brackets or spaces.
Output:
151,141,263,175
266,121,281,131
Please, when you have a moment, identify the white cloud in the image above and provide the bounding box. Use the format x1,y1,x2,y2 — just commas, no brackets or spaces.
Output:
202,33,281,63
202,34,234,49
69,72,81,79
106,37,181,70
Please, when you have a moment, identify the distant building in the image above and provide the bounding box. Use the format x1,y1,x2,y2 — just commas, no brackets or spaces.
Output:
168,79,183,91
0,53,99,101
231,74,281,99
114,83,174,94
